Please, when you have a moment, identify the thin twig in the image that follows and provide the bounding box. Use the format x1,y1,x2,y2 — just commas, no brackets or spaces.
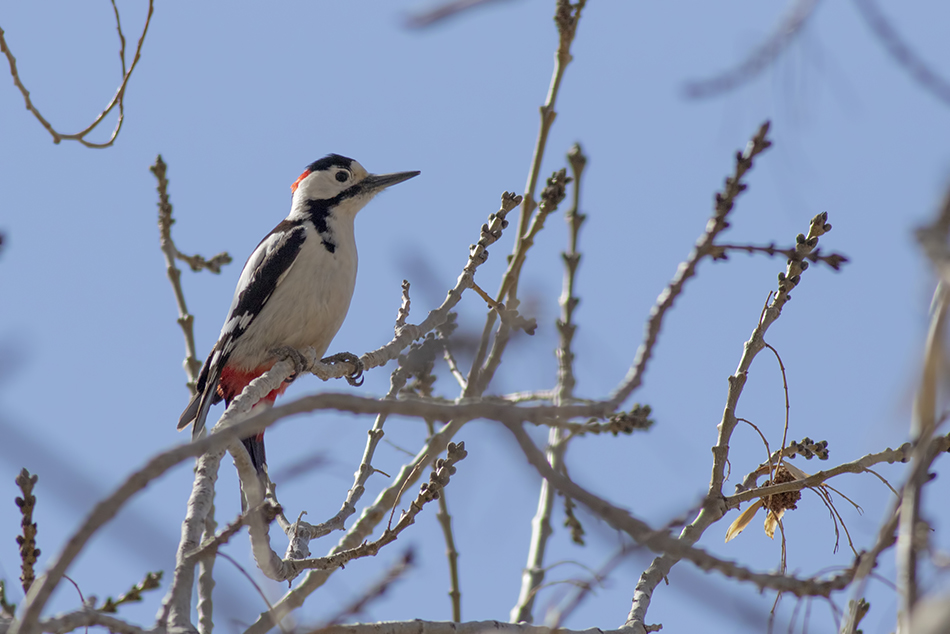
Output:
626,209,836,629
506,422,856,599
97,572,162,613
15,469,39,595
511,145,587,624
468,0,587,382
151,155,231,392
217,552,288,634
610,122,774,409
470,170,570,394
0,0,155,148
710,242,848,270
547,544,634,629
278,444,467,580
852,0,950,107
763,342,791,478
683,0,819,99
424,422,461,622
325,550,416,625
355,192,521,379
405,0,514,28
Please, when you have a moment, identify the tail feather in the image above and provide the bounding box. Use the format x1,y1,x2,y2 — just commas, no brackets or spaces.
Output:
178,393,201,431
191,367,221,440
179,344,223,437
179,360,281,478
178,365,222,440
242,433,268,474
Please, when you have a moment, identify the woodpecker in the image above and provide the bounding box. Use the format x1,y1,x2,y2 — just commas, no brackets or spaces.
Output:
178,154,419,474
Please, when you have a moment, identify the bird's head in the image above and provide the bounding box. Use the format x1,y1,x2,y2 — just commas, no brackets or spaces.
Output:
290,154,419,219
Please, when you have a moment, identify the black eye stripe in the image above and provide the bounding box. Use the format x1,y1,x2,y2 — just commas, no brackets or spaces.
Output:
335,171,349,183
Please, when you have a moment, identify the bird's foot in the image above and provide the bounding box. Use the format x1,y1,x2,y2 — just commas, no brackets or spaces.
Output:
321,351,365,387
272,346,311,382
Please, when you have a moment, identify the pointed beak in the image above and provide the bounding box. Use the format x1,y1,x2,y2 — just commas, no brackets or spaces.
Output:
360,170,420,194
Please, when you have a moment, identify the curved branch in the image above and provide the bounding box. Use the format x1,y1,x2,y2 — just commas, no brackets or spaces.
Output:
682,0,819,99
0,0,154,148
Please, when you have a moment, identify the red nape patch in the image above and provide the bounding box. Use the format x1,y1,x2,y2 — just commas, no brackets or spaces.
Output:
218,365,291,404
290,169,311,194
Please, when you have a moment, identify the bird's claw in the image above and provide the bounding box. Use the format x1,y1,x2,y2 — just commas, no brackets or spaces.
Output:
321,351,365,387
273,347,310,382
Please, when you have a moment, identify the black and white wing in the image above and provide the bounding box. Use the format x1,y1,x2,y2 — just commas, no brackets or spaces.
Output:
178,220,307,437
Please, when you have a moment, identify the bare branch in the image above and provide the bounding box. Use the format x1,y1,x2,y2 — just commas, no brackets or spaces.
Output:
97,572,162,614
277,444,466,579
324,549,415,625
0,0,155,148
894,186,950,629
727,440,945,506
471,170,571,393
280,364,412,559
626,209,836,629
316,620,631,634
151,155,231,392
357,192,521,377
512,146,587,624
33,610,149,634
710,242,848,270
405,0,515,28
515,0,587,245
610,121,773,408
505,422,855,603
852,0,950,108
197,504,216,634
469,0,587,385
15,469,40,595
683,0,819,99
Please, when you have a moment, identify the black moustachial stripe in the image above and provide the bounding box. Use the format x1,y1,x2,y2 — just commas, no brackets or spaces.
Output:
300,154,376,255
301,170,373,255
303,198,337,253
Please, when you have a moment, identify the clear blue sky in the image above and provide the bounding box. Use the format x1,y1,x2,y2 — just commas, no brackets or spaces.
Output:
1,1,949,632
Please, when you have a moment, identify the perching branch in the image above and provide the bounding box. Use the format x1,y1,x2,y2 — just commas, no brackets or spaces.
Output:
354,192,521,378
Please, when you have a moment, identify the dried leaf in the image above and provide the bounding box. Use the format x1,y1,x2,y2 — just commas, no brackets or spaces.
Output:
725,500,764,543
764,509,786,539
782,462,809,480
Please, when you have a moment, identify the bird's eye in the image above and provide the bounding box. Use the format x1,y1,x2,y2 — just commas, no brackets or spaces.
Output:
335,171,349,183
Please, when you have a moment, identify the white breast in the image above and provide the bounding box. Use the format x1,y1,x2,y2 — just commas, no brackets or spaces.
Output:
228,221,359,371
